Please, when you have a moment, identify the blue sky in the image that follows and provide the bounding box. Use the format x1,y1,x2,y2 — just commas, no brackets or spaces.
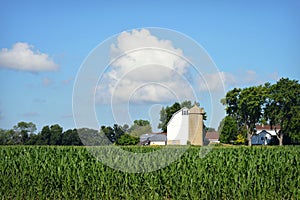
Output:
0,0,299,132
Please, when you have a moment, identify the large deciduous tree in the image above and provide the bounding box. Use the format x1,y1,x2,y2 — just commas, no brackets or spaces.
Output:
49,124,63,145
222,86,267,146
13,121,37,144
62,129,83,145
128,120,152,137
264,78,300,145
218,116,238,144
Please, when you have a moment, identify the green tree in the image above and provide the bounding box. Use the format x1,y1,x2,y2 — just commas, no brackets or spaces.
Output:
62,129,83,145
218,116,238,144
49,124,63,145
180,100,197,109
0,129,9,145
222,86,267,146
115,134,139,145
128,120,152,137
264,78,300,145
79,128,109,146
39,126,51,145
101,126,114,143
13,121,37,144
5,129,17,145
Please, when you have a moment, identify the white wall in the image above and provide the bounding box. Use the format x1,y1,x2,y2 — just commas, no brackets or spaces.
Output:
150,141,166,146
167,108,189,145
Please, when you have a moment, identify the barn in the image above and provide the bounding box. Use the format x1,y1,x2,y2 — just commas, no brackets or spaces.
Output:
167,104,205,145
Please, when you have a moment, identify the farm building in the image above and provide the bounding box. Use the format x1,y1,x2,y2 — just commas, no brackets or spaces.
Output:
205,131,220,144
167,104,206,145
251,125,280,145
140,133,167,146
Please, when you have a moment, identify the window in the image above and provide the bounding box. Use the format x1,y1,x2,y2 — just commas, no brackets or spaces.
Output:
182,110,188,115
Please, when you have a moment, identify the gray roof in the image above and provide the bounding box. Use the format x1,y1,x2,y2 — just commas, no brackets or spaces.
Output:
140,134,167,142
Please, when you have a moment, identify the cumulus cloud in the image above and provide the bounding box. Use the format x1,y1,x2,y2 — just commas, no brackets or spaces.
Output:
0,42,58,72
96,29,195,103
210,70,281,90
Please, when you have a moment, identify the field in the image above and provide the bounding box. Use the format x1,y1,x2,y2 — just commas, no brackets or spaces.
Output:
0,146,299,199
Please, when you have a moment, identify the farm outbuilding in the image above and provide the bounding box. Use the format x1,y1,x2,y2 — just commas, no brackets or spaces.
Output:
205,131,220,144
251,130,279,145
140,133,167,146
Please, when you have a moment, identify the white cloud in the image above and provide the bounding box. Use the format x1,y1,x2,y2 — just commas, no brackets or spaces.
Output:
211,70,281,90
0,42,58,72
96,29,195,103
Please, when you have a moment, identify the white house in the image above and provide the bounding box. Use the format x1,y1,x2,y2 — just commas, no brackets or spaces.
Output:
167,105,205,145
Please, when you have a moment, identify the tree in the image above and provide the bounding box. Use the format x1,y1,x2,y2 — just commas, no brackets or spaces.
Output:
218,116,238,144
222,86,267,146
113,124,125,141
158,102,181,132
49,124,63,145
39,126,51,145
236,133,246,144
62,129,83,145
13,121,37,144
128,120,152,137
5,129,17,145
0,129,9,145
115,134,139,145
239,86,267,146
264,78,300,145
100,124,125,143
79,128,109,146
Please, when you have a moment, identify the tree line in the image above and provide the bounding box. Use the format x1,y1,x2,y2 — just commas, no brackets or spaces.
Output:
0,120,152,146
220,77,300,146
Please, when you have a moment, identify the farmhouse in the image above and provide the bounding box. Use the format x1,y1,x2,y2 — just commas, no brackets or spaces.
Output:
205,131,220,144
251,125,280,145
167,104,206,145
140,133,167,146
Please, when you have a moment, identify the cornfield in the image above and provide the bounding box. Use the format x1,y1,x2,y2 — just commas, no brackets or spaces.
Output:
0,146,299,199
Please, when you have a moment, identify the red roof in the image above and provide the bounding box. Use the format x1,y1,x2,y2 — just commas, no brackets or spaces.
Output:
256,125,280,131
205,131,220,140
